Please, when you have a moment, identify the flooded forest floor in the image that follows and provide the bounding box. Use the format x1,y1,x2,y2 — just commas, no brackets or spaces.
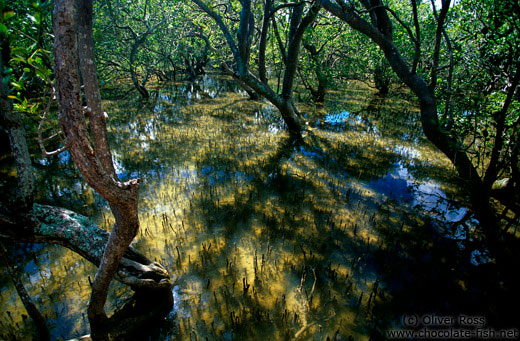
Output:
1,74,519,339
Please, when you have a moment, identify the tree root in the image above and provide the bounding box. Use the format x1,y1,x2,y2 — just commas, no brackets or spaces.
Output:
32,204,175,291
1,203,176,338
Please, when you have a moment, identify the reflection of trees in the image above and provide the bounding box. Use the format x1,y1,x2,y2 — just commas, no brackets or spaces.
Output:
5,74,514,339
125,84,437,338
106,76,256,180
33,154,101,217
99,79,476,339
371,199,520,335
177,135,376,338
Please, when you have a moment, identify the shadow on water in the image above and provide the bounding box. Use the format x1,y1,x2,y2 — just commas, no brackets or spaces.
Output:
1,73,519,339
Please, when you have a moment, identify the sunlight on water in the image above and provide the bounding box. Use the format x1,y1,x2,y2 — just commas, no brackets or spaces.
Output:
1,74,492,340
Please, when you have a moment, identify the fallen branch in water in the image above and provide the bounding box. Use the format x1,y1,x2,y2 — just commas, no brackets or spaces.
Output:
31,204,174,291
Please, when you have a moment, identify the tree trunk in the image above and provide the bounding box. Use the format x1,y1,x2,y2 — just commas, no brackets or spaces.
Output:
0,55,35,215
1,203,173,338
28,204,172,290
258,0,273,83
221,62,259,100
319,0,499,234
53,0,172,337
191,0,319,138
77,0,116,176
303,42,328,102
281,3,321,102
130,44,150,98
240,73,304,134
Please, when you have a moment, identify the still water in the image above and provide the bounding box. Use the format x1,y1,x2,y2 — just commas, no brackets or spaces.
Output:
0,74,503,339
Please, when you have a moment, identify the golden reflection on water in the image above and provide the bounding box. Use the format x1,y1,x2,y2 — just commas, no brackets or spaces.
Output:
1,74,471,339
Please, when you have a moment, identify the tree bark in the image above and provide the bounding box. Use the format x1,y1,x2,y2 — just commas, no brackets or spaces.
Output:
53,0,171,337
27,204,171,290
77,0,116,177
0,54,35,215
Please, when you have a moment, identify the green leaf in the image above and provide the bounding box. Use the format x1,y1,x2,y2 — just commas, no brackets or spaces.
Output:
11,56,26,64
10,79,23,90
35,66,50,80
3,9,14,21
0,22,7,37
34,12,41,25
11,46,28,55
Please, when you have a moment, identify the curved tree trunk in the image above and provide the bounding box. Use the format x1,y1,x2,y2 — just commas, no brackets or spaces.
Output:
240,72,305,134
1,204,173,339
303,42,328,102
221,62,260,100
2,2,173,338
30,204,172,290
130,45,150,98
191,0,320,138
77,0,115,177
318,0,499,234
53,0,173,337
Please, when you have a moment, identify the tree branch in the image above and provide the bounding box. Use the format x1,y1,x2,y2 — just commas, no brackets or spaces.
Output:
411,0,421,73
191,0,240,61
429,0,450,90
484,65,520,188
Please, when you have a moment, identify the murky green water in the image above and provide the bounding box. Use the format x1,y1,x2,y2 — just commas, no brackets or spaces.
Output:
1,74,511,340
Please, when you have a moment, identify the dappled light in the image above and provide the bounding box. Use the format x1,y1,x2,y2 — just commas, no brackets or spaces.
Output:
3,75,507,339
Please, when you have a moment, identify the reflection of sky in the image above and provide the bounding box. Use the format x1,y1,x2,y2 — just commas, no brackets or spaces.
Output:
59,150,71,164
393,145,421,160
319,110,379,135
394,160,469,223
37,150,71,166
255,106,285,133
369,170,414,202
323,111,355,125
7,75,494,340
365,156,491,265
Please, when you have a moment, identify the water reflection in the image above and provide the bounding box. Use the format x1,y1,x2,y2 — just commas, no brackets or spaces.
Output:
1,74,515,340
